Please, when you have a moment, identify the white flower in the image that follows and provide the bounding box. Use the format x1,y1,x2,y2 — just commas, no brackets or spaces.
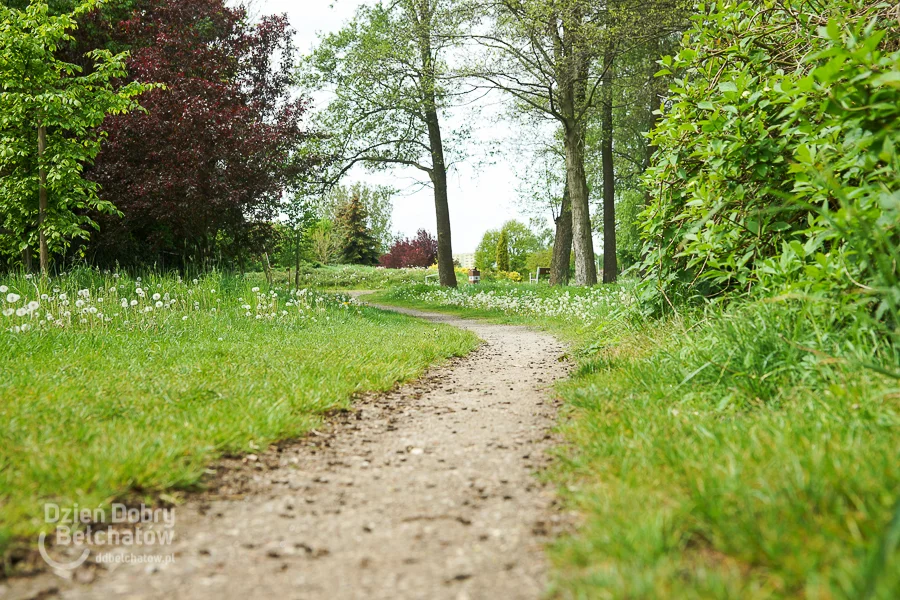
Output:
217,337,224,341
40,294,49,301
210,289,216,294
0,285,7,293
59,293,67,301
155,301,163,308
251,287,260,293
75,299,85,308
89,307,98,314
136,287,145,297
6,293,21,303
192,279,199,285
2,308,13,317
15,308,27,317
27,301,40,311
130,299,138,307
152,293,161,301
182,315,188,321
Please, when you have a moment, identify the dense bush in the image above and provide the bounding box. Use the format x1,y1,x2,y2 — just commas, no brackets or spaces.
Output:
641,0,900,342
379,229,438,268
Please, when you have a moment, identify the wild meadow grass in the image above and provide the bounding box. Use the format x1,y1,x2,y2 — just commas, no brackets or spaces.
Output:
248,264,434,291
377,282,900,599
0,269,478,563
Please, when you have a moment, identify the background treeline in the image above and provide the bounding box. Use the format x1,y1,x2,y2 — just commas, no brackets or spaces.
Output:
0,0,310,272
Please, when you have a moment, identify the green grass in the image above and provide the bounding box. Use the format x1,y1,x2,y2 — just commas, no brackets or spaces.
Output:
246,264,435,290
0,269,478,564
375,283,900,599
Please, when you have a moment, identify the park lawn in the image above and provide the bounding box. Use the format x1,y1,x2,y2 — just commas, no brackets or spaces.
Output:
373,283,900,599
0,271,478,564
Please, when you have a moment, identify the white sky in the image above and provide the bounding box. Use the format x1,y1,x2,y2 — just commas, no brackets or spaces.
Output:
264,0,529,253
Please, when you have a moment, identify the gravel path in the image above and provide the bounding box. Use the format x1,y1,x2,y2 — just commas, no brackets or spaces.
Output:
5,301,570,600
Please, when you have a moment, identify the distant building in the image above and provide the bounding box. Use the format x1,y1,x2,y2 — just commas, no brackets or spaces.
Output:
454,253,475,269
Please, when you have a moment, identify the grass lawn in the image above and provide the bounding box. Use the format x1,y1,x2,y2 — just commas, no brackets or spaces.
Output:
374,282,900,599
0,270,478,564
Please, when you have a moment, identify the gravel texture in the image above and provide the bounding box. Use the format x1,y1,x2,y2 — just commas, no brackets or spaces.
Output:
4,301,570,600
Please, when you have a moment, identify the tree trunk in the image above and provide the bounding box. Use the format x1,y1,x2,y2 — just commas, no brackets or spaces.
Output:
550,186,572,286
38,125,49,277
421,95,455,286
429,150,457,288
414,1,456,288
294,228,301,289
601,63,617,284
564,123,597,286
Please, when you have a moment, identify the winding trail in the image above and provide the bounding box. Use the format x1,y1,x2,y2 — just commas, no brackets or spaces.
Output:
7,300,570,600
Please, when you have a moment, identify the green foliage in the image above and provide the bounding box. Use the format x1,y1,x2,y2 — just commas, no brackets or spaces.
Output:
0,269,477,559
641,0,900,340
315,183,394,253
495,228,510,272
0,0,153,262
379,282,900,599
525,247,553,274
475,220,544,272
273,264,430,290
335,194,380,265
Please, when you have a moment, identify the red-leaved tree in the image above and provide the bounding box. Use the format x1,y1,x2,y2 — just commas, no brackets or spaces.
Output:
83,0,310,268
380,230,438,269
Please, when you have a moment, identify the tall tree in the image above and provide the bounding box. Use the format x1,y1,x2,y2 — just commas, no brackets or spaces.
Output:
315,183,394,253
84,0,310,269
303,0,468,287
0,0,152,273
468,0,686,285
509,121,571,284
600,58,617,282
495,228,510,271
336,194,380,265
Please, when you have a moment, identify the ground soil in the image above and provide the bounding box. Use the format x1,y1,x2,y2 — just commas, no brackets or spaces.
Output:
3,301,570,600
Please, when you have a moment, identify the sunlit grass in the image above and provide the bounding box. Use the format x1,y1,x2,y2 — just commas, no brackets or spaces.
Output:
0,269,479,563
376,283,900,599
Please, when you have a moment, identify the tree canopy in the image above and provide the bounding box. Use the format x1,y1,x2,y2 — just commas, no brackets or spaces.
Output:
0,0,153,271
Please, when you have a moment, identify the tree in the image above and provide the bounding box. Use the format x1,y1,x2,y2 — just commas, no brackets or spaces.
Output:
308,219,341,265
380,229,438,268
469,0,686,285
509,122,572,284
0,0,152,274
336,194,380,265
303,0,469,287
84,0,310,269
496,229,510,271
476,220,543,272
315,183,394,253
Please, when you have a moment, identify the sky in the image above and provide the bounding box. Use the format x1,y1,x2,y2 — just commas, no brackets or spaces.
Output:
262,0,532,253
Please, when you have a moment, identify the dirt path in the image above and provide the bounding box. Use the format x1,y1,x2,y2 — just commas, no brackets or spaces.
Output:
6,301,569,600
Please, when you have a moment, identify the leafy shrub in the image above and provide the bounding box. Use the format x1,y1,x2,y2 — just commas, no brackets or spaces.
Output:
642,0,900,342
380,229,438,268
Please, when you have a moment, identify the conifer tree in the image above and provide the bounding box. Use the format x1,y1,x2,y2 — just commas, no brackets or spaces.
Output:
336,194,379,265
496,229,510,272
